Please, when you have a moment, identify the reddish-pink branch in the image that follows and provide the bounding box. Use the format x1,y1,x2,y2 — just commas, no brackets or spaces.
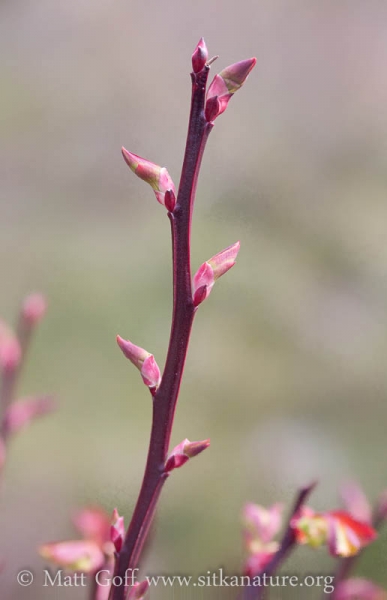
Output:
109,66,213,600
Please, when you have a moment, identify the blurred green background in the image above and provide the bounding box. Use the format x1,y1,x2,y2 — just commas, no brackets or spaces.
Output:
1,0,387,598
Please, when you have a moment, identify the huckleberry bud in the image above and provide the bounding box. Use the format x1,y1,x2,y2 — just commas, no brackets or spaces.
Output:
335,578,387,600
117,335,161,391
164,438,210,472
218,58,257,93
204,95,222,123
192,241,240,306
192,38,208,73
39,540,105,573
242,503,283,548
205,57,256,121
73,507,111,547
192,284,208,307
164,189,176,212
40,507,112,575
121,148,176,207
21,293,47,326
111,509,125,553
3,395,55,436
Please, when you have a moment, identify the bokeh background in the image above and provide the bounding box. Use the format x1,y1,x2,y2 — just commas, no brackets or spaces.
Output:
1,1,387,598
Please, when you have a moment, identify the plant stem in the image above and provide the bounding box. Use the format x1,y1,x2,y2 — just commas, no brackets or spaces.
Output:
244,482,317,600
109,66,213,600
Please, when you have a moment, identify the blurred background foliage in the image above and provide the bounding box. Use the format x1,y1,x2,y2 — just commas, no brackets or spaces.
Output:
1,0,387,598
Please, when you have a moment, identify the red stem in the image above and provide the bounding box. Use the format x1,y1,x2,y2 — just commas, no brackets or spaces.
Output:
109,66,213,600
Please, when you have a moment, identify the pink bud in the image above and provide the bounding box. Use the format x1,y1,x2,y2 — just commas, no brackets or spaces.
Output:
3,396,55,436
218,58,257,93
192,262,214,307
242,503,283,547
184,438,211,458
21,293,47,326
110,509,125,553
192,242,240,306
207,74,229,99
121,148,175,207
208,241,241,279
192,38,208,73
335,578,387,600
193,285,209,308
164,189,176,212
73,507,111,547
205,58,256,121
0,320,21,372
128,580,149,600
204,94,224,123
117,336,161,391
165,450,189,471
39,540,104,573
165,438,210,472
117,335,149,368
141,355,162,390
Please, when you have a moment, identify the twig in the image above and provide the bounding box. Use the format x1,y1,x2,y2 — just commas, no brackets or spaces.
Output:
109,42,256,600
109,62,212,600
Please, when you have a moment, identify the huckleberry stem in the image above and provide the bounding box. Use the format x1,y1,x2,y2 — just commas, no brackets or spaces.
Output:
109,63,212,600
